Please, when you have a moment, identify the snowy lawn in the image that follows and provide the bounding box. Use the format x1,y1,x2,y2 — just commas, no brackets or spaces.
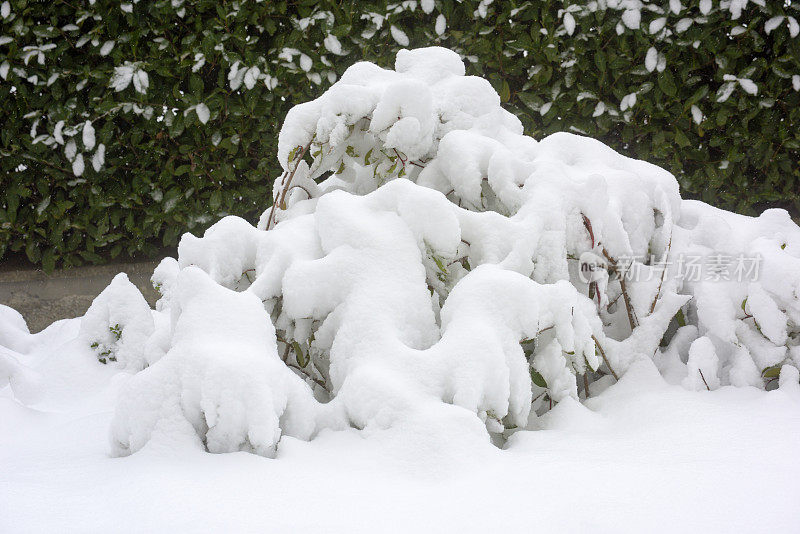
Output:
2,316,799,533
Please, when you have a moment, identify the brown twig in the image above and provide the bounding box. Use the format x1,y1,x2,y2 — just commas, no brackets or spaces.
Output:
393,148,407,168
287,184,313,199
265,136,315,230
698,369,711,391
581,213,595,248
582,213,639,331
591,334,618,381
649,232,672,315
601,249,639,332
264,170,288,231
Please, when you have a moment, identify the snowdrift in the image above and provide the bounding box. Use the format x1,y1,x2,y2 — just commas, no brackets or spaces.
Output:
3,48,800,458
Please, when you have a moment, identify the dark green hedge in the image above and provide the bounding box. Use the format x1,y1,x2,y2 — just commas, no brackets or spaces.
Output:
2,0,799,270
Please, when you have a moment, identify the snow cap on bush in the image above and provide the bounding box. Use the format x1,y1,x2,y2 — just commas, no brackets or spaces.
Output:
80,273,154,369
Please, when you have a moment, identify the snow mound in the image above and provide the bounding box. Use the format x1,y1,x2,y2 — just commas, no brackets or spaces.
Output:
110,267,316,457
0,304,32,354
21,47,800,457
79,273,154,369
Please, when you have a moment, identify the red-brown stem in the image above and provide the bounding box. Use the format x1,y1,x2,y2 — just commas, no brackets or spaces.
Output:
698,369,711,391
649,232,672,315
266,136,315,230
582,213,595,248
591,334,619,381
601,248,639,332
582,213,638,331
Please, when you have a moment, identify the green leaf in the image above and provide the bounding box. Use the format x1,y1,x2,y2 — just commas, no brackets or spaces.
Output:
657,70,677,97
530,369,548,389
293,341,309,368
675,308,686,327
500,80,511,103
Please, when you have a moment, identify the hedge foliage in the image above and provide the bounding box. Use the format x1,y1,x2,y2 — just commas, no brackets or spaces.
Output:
2,0,799,271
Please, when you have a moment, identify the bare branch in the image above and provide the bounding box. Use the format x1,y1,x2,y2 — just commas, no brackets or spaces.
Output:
591,334,618,381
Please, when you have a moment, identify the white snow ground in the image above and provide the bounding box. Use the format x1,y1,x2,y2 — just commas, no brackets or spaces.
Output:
2,315,799,533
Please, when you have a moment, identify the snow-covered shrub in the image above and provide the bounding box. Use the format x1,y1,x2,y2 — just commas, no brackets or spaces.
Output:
109,47,800,457
111,267,316,457
79,273,154,369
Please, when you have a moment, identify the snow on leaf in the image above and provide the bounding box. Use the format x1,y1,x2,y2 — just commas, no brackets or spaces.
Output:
196,103,210,125
728,0,745,19
699,0,712,15
244,66,260,90
563,13,576,36
675,18,693,33
132,69,149,94
65,139,77,161
716,82,735,102
100,40,115,56
788,17,799,38
620,92,637,111
228,61,240,80
649,17,667,34
645,47,658,73
192,53,206,73
540,101,552,115
621,9,640,30
1,1,10,19
53,120,65,145
421,0,434,14
82,121,95,150
299,54,312,72
765,16,784,35
669,0,682,15
793,75,800,92
691,105,703,124
390,25,410,46
121,3,132,13
92,144,105,171
109,65,133,92
737,78,757,96
0,61,8,80
228,61,244,90
323,34,342,55
36,196,50,215
592,101,606,117
435,14,446,36
72,153,85,177
657,53,667,72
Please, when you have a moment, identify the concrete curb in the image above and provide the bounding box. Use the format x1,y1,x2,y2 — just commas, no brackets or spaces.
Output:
0,260,164,333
